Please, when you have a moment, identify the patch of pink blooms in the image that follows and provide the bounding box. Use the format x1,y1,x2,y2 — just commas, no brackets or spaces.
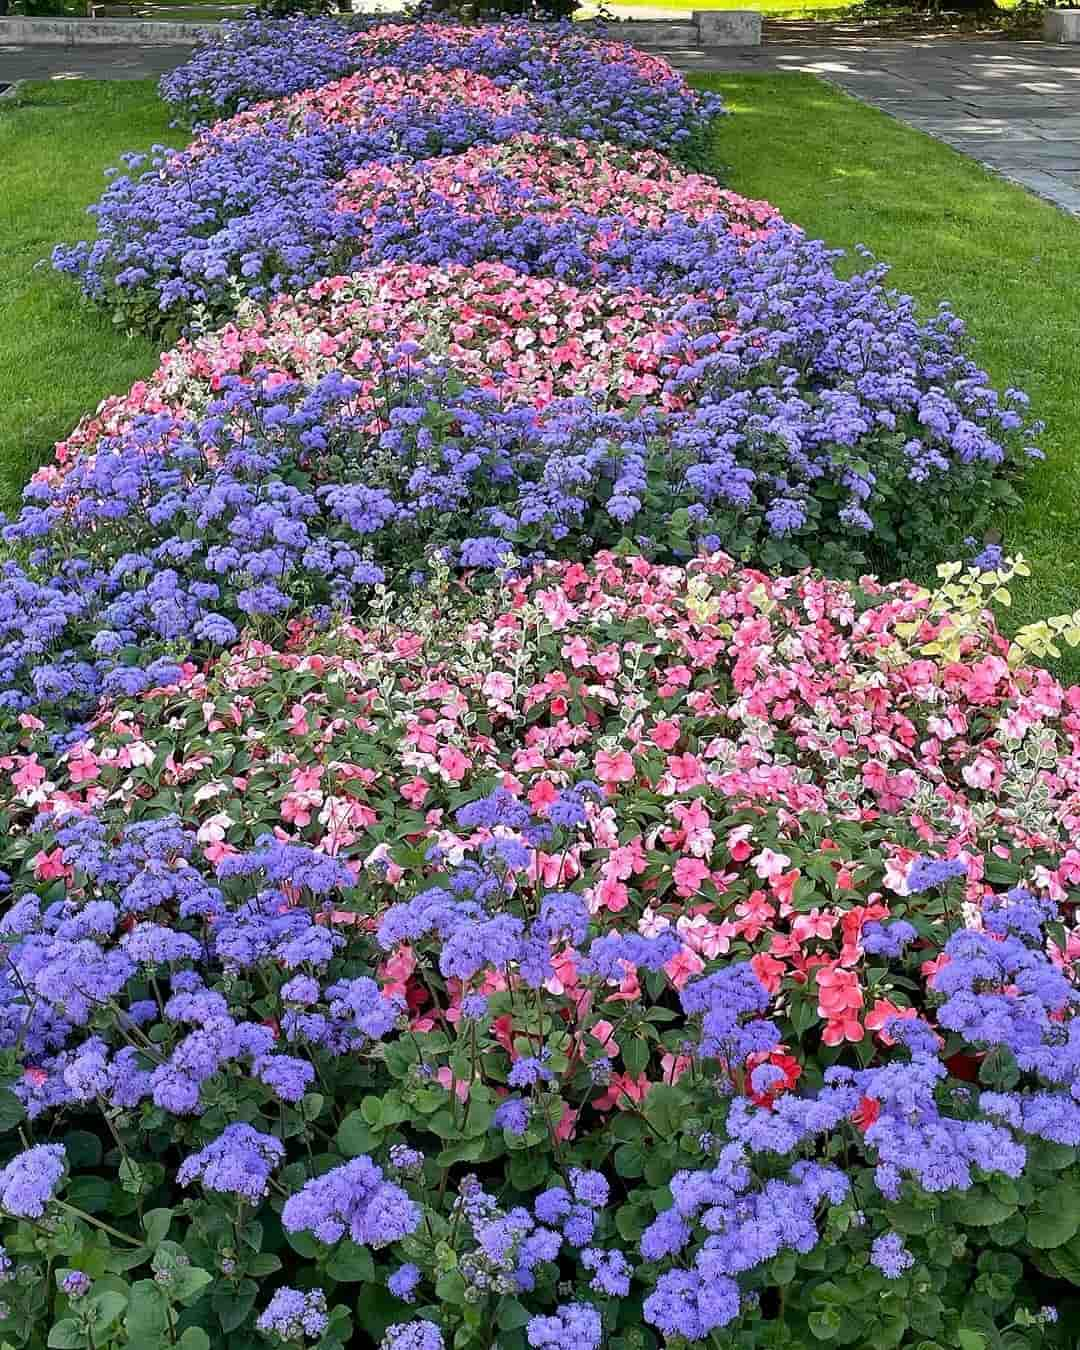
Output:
7,550,1079,1053
47,261,727,471
202,65,536,150
336,133,780,240
347,21,681,88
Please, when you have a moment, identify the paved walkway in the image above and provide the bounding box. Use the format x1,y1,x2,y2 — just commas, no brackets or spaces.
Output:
671,39,1080,216
2,35,1079,216
0,42,187,81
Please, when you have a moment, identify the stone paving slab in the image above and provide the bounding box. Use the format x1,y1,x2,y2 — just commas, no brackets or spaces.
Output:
0,40,188,80
675,39,1080,217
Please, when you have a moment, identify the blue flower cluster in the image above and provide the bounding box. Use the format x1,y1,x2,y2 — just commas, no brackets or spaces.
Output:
52,106,543,334
158,15,723,145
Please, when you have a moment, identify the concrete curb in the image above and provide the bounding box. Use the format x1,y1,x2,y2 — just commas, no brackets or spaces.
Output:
0,16,211,45
1043,9,1080,42
598,12,761,47
0,10,763,48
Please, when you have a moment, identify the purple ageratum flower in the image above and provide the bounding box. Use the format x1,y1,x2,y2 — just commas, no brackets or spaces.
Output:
439,913,525,983
982,888,1057,942
387,1145,425,1176
381,1321,445,1350
519,1225,562,1274
749,1063,787,1095
526,1302,603,1349
860,920,917,958
870,1232,915,1279
255,1287,329,1342
640,1208,692,1261
581,1247,631,1297
177,1123,285,1203
325,982,405,1042
536,891,589,945
62,1271,91,1298
859,1054,1027,1195
905,856,967,893
388,1263,421,1303
547,790,588,830
643,1269,740,1341
680,963,780,1063
0,1144,66,1218
507,1054,554,1089
281,1155,420,1248
533,1187,571,1226
493,1098,531,1135
569,1169,609,1209
121,923,203,965
460,994,488,1021
581,930,684,982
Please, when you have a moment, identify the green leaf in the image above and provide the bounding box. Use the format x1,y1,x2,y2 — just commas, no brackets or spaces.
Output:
247,1253,282,1278
886,1202,934,1236
436,1136,488,1168
613,1143,644,1179
61,1130,101,1170
508,1151,553,1191
641,1083,687,1139
89,1290,128,1328
178,1330,212,1350
614,1203,650,1244
957,1332,988,1350
337,1111,379,1157
326,1240,375,1284
950,1188,1016,1227
171,1266,213,1306
141,1208,173,1248
0,1088,26,1134
285,1229,321,1260
621,1036,649,1077
497,1300,531,1332
125,1281,170,1339
214,1281,257,1334
1026,1194,1080,1249
66,1175,113,1214
808,1307,841,1340
770,1251,797,1285
1047,1234,1080,1286
47,1321,86,1349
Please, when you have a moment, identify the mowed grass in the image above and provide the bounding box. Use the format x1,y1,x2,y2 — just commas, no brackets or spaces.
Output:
694,72,1080,674
0,80,185,507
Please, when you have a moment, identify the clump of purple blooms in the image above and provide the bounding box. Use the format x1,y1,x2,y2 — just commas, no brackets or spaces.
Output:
0,1144,66,1219
177,1123,286,1202
255,1286,329,1342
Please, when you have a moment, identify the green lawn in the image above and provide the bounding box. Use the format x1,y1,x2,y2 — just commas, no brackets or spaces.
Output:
0,80,184,507
694,72,1080,673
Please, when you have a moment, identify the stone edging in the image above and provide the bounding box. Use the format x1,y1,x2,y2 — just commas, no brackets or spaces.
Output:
0,9,762,48
1043,9,1080,42
0,16,210,44
604,11,761,47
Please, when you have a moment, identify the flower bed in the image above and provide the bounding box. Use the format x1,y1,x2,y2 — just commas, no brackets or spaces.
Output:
50,24,1035,578
0,15,1076,1350
0,555,1078,1348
